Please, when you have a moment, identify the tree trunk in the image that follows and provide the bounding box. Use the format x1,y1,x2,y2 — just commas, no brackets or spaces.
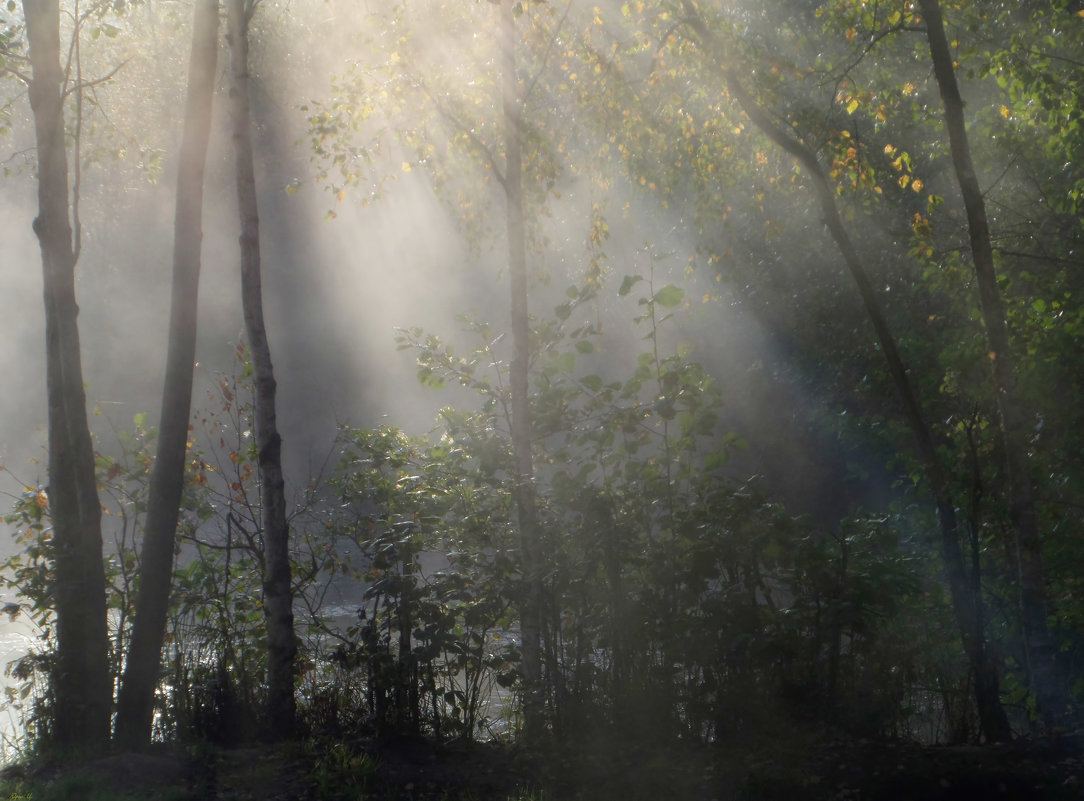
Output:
22,0,112,759
679,1,1012,742
114,0,219,750
226,0,297,740
499,0,545,745
917,0,1072,729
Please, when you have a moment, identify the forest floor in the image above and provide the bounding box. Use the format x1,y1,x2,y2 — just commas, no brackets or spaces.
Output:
0,729,1082,800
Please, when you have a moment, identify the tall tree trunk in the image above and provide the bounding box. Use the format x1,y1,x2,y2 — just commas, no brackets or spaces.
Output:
917,0,1072,728
114,0,219,750
680,1,1012,742
226,0,297,740
22,0,112,759
499,0,545,744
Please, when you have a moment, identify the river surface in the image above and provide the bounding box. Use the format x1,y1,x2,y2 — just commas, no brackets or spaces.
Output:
0,564,513,759
0,589,43,761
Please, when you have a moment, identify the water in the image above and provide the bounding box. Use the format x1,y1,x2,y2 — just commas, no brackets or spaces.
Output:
0,591,42,760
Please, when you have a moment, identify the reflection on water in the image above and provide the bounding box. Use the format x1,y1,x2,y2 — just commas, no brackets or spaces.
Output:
0,591,42,761
0,583,519,759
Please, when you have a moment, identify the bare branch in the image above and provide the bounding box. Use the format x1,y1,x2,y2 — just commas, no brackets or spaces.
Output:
522,0,573,103
62,58,127,98
421,82,508,191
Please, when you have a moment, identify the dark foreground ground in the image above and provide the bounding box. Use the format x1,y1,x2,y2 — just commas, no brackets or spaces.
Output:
1,730,1082,800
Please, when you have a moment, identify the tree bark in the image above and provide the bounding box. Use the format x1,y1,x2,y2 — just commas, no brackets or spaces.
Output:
499,0,545,745
22,0,112,759
680,1,1012,742
917,0,1072,728
114,0,219,750
226,0,297,740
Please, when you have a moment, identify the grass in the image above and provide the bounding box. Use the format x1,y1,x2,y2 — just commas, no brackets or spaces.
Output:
0,772,191,801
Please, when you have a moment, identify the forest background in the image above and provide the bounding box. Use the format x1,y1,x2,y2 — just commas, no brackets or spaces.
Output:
0,0,1082,796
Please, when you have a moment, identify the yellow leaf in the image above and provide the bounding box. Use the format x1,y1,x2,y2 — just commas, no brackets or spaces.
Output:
402,162,412,172
911,179,924,192
999,105,1010,119
898,174,910,188
846,27,856,42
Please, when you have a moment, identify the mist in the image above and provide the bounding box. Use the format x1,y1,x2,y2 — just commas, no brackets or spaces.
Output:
1,0,1078,786
1,0,851,542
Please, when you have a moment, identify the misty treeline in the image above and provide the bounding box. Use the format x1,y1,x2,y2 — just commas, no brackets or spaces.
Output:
0,0,1082,764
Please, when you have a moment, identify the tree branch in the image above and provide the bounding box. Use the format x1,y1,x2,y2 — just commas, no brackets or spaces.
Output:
420,82,507,191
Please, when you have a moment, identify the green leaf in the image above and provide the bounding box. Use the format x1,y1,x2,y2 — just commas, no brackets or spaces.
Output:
704,450,729,470
134,412,148,429
654,285,685,308
1032,298,1047,313
575,340,595,354
618,274,643,296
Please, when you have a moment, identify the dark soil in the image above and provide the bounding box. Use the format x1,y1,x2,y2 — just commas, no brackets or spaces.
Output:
2,732,1081,800
737,736,1084,801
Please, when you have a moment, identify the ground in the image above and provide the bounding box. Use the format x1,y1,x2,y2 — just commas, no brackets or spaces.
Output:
0,731,1081,800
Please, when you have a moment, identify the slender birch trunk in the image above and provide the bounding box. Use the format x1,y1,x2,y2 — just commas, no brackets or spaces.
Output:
226,0,297,739
917,0,1072,729
22,0,112,758
499,0,545,744
115,0,219,750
